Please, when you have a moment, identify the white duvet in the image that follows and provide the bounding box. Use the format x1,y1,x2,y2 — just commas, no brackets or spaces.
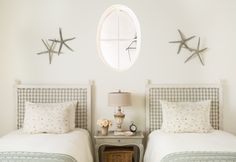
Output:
0,128,93,162
144,130,236,162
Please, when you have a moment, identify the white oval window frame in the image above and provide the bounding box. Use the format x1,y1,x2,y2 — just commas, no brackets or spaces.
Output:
97,4,141,71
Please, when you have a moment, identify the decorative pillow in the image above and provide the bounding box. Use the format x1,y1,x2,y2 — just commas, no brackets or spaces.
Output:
23,101,77,134
160,100,212,133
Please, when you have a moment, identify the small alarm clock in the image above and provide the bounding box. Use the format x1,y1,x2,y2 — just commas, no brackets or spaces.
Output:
129,122,137,133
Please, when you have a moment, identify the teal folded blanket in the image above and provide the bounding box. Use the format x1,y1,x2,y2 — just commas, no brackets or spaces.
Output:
161,151,236,162
0,152,77,162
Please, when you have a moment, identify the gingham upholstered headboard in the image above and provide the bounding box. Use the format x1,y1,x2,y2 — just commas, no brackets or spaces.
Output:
146,84,223,133
15,84,92,132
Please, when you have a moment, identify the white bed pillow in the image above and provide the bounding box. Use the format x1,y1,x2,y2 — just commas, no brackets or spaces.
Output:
23,101,77,134
160,100,213,133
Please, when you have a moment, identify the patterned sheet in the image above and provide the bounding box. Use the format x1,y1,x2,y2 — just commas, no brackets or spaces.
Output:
161,151,236,162
0,152,77,162
144,130,236,162
0,129,93,162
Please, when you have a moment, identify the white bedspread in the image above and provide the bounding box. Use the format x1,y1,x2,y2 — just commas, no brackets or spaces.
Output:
144,130,236,162
0,128,93,162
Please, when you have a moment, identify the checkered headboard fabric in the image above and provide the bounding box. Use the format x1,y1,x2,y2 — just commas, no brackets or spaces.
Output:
16,86,91,130
147,85,221,133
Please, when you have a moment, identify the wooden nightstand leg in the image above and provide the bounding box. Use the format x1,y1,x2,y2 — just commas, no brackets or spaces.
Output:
133,146,138,162
138,144,144,162
95,145,100,162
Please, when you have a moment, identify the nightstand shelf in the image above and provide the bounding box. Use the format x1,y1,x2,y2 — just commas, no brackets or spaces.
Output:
94,131,144,162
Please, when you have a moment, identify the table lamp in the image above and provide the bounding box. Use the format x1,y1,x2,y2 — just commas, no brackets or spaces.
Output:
108,90,131,132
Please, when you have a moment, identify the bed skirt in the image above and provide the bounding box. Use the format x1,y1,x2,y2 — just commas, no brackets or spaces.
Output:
161,151,236,162
0,152,77,162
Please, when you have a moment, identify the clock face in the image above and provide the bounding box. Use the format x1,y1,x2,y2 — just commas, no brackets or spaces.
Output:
97,4,141,71
129,123,137,132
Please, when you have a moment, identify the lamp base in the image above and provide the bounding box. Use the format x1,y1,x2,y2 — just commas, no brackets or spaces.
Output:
114,108,125,132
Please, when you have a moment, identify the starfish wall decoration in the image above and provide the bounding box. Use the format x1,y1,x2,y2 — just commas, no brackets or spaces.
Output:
37,40,60,64
37,28,76,64
49,28,76,55
169,29,208,66
184,38,207,66
125,35,137,62
169,29,195,54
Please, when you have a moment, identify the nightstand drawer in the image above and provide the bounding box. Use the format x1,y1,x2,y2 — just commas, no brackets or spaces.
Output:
96,138,141,145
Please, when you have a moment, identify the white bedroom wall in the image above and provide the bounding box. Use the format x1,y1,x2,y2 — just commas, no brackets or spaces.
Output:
0,0,236,136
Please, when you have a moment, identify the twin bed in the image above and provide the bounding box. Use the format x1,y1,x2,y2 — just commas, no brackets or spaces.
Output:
0,84,93,162
0,83,236,162
144,84,236,162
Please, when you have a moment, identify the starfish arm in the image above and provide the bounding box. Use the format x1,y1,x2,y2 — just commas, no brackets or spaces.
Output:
45,40,51,48
197,53,204,66
58,43,63,55
177,43,184,54
51,50,62,54
42,39,50,50
49,52,53,64
59,28,63,40
199,48,207,53
127,47,136,50
126,45,131,51
49,39,60,43
126,40,136,51
169,40,182,43
37,51,48,55
49,41,55,52
127,49,131,62
185,35,195,41
49,41,56,64
197,38,200,50
63,42,74,51
64,37,76,41
178,29,185,40
184,53,196,63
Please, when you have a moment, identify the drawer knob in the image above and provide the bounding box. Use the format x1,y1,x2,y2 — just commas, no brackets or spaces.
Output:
118,139,121,142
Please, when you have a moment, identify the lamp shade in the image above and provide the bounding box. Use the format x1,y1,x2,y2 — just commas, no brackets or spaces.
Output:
108,91,131,107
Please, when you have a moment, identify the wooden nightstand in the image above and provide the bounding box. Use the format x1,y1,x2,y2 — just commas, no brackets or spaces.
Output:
94,131,144,162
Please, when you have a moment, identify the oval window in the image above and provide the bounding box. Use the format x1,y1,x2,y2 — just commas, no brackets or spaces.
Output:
97,5,141,71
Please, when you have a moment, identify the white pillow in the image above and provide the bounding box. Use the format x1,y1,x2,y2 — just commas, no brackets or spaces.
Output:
23,101,77,134
160,100,212,133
